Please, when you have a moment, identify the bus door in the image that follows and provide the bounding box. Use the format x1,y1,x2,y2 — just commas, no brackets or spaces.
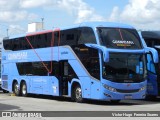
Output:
146,54,158,95
59,61,69,96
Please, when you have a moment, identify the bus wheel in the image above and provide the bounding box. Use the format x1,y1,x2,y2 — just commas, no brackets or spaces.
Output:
74,85,83,103
21,82,28,97
13,82,20,96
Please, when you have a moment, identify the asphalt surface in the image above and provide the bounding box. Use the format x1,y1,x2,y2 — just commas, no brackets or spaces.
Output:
0,90,160,111
0,91,160,120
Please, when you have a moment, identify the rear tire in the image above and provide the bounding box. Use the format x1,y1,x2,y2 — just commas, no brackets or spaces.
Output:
13,81,20,96
74,85,83,103
21,82,28,97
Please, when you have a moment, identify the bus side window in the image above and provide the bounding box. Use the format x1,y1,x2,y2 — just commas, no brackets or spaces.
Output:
146,54,156,74
60,28,79,46
78,27,96,44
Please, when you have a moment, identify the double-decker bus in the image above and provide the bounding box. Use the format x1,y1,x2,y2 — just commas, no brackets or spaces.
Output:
1,22,150,103
141,31,160,98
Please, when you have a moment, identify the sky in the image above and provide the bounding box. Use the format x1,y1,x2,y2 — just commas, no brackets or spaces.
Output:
0,0,160,41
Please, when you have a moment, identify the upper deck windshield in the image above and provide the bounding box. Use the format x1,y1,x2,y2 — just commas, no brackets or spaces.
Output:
103,53,146,83
97,27,142,49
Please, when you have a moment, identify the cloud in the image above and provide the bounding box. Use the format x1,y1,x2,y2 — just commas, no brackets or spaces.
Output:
0,0,106,37
0,0,19,11
7,24,26,36
0,11,29,22
109,0,160,30
57,0,105,23
20,0,105,23
20,0,55,8
0,0,38,23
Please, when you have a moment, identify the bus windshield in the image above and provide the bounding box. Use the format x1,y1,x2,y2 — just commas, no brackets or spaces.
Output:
103,53,146,83
97,27,142,49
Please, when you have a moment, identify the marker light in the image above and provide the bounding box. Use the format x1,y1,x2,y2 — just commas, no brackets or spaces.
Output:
103,84,117,92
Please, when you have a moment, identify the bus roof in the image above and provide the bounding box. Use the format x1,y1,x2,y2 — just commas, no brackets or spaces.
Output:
141,31,160,40
7,21,135,39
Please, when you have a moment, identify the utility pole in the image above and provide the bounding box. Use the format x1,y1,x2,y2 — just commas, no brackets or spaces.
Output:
41,18,44,30
6,28,9,37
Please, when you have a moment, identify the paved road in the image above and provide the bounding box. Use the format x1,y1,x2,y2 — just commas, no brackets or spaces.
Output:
0,91,160,120
0,91,160,111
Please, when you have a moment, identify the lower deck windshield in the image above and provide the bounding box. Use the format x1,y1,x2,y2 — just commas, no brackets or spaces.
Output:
103,53,146,83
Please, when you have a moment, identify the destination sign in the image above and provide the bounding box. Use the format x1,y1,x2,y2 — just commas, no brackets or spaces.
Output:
112,40,135,47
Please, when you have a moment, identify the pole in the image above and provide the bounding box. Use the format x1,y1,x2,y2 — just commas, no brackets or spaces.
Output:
41,18,44,30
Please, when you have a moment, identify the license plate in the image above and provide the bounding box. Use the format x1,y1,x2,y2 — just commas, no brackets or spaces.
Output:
124,95,132,99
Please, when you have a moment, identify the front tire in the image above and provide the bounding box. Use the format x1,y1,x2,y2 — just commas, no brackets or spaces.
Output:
13,81,20,96
74,85,83,103
21,82,28,97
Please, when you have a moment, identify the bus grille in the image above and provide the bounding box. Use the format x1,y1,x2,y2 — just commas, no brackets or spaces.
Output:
116,89,139,93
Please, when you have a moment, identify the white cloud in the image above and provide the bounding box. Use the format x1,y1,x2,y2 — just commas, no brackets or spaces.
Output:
0,0,19,11
20,0,55,8
109,0,160,30
0,0,105,36
57,0,105,23
0,0,38,23
20,0,105,23
0,11,29,22
8,24,26,35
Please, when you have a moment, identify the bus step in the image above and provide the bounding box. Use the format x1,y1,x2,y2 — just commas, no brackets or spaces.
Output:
62,95,69,97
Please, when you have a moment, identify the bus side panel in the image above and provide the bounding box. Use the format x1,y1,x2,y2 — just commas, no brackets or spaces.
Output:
1,63,9,91
49,76,59,96
29,76,58,96
30,76,43,94
79,77,91,99
90,79,100,99
2,63,19,92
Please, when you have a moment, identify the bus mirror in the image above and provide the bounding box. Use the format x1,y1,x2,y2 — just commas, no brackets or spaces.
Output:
103,50,109,62
145,47,159,63
85,44,109,62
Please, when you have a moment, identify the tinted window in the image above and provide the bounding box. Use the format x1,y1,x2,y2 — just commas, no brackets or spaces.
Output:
72,45,100,80
78,27,96,44
17,61,57,76
97,27,142,49
60,28,79,46
3,27,97,51
103,53,146,83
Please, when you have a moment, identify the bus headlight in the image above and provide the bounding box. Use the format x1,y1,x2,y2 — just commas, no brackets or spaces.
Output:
103,84,117,92
139,86,146,91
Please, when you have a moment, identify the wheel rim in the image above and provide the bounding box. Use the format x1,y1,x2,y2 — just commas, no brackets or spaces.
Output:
14,83,19,94
22,84,26,95
75,87,82,100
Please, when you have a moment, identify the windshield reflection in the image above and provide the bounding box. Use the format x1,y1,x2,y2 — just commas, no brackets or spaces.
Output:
103,53,146,83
